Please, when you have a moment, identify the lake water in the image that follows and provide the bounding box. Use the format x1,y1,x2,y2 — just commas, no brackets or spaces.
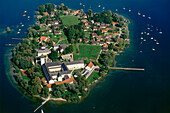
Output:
0,0,170,113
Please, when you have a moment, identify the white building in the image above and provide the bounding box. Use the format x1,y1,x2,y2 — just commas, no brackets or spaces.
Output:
42,60,85,84
85,62,94,70
36,48,51,56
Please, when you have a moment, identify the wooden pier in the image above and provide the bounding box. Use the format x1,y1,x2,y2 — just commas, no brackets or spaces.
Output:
11,38,24,40
108,67,145,71
34,95,51,112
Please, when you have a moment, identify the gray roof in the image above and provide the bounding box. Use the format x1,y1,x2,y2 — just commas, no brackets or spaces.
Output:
45,61,62,67
65,60,84,65
42,64,51,84
59,71,70,75
37,48,50,53
60,44,67,49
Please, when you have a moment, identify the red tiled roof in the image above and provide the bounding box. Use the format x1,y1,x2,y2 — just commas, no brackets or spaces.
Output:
87,62,94,68
45,38,50,42
103,43,108,47
42,77,76,88
40,36,47,41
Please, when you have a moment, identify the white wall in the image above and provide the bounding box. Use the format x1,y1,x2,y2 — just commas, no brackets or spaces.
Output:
67,63,84,70
48,66,61,72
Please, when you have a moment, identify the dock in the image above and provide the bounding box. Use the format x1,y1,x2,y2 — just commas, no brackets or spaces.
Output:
5,44,17,46
12,38,24,40
108,67,145,71
34,95,51,112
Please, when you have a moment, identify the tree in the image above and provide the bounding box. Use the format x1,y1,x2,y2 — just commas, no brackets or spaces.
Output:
48,49,58,61
34,25,40,30
63,45,73,54
87,9,92,17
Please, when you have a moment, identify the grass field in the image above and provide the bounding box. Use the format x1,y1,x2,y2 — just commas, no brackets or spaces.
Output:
61,16,80,26
87,71,100,84
73,44,101,60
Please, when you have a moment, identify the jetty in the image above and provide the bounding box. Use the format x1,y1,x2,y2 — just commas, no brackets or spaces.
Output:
34,95,51,112
5,44,17,46
108,67,145,71
12,38,24,40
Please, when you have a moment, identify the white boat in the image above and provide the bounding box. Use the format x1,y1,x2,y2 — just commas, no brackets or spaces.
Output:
80,3,82,5
148,17,151,19
143,39,146,42
98,5,101,7
154,39,157,41
152,48,155,51
129,9,131,12
123,7,126,10
116,9,118,11
147,33,150,35
138,12,141,15
103,7,105,9
141,37,143,39
141,32,143,34
147,28,150,30
151,37,153,39
142,15,145,17
159,31,162,34
24,11,27,13
156,42,160,45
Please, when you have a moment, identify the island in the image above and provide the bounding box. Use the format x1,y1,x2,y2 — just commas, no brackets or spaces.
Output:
11,3,130,103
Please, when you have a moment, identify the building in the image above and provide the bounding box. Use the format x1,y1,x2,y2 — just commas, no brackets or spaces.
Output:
85,62,94,70
36,48,51,56
42,60,85,84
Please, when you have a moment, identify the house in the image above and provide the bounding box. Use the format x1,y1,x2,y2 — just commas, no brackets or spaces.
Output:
50,11,55,17
54,30,62,35
63,11,69,15
101,29,108,33
100,25,106,29
92,41,99,45
78,38,82,42
36,48,51,56
91,20,94,24
102,43,108,51
93,26,98,31
91,33,98,37
81,19,88,23
41,44,47,49
61,53,73,61
59,44,68,53
37,15,42,19
40,36,47,42
48,29,52,32
112,22,119,26
82,15,87,18
40,36,50,42
114,32,119,35
99,42,104,46
53,44,60,50
85,62,94,70
84,22,89,25
83,28,88,31
53,21,59,25
94,22,100,26
43,12,49,16
73,10,80,15
84,38,89,43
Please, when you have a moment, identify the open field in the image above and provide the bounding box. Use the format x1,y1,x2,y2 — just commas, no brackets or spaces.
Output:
87,71,100,84
61,16,80,26
73,44,101,60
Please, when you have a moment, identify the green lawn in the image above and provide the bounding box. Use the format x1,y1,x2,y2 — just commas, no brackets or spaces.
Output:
87,71,100,84
61,16,80,26
73,44,101,60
